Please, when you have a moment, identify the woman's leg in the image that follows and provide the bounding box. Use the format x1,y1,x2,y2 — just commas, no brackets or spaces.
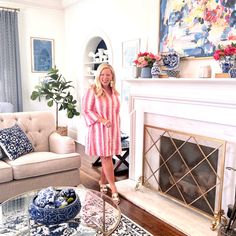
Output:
100,156,117,193
100,166,107,184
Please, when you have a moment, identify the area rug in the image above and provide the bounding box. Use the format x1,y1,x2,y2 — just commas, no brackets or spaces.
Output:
0,213,152,236
113,214,153,236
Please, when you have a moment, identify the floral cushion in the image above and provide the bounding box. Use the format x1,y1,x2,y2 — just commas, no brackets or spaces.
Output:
0,124,34,160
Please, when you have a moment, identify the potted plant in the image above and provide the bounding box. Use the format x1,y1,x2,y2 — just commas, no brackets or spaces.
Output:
31,67,80,131
213,42,236,73
133,52,161,78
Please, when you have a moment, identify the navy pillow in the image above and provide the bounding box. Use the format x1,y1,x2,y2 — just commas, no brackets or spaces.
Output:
0,124,34,160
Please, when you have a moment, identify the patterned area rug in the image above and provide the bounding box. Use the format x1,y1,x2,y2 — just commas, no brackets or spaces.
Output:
0,213,152,236
113,214,153,236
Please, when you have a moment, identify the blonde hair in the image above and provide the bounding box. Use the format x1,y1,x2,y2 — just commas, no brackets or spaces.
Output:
92,63,119,97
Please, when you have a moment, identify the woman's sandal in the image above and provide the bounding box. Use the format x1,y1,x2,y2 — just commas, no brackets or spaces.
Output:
112,192,120,205
99,181,108,194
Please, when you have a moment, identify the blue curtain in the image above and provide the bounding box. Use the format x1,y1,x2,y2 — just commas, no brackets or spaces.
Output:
0,10,22,112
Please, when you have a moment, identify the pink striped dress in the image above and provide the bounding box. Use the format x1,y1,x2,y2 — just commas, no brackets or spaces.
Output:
82,88,121,157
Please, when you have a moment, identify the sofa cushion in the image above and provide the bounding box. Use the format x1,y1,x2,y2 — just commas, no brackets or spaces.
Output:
0,160,13,184
0,124,34,160
5,152,81,180
0,111,56,152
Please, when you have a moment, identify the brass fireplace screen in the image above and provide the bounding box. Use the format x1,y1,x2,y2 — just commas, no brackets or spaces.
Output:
141,125,226,219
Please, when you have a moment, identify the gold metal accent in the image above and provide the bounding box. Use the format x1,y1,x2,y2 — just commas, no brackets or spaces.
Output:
142,125,226,226
135,176,143,191
211,210,227,231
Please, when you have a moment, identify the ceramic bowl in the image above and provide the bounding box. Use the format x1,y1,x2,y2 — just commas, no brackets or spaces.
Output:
28,189,81,225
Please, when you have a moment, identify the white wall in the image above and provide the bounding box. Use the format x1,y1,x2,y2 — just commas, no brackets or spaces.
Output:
1,0,66,124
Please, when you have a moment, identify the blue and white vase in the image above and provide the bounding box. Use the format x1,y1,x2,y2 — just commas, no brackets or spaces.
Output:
141,67,152,78
229,67,236,78
219,56,235,73
151,62,161,78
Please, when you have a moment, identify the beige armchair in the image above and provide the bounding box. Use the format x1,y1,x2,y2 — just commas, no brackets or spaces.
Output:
0,111,80,202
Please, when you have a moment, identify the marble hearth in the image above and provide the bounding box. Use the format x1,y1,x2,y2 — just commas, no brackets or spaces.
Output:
116,78,236,236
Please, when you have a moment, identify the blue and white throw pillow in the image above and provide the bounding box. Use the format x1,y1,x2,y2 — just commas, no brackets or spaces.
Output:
0,124,34,160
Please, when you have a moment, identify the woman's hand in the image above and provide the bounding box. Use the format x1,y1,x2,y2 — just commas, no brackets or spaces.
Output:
104,120,111,128
98,117,111,128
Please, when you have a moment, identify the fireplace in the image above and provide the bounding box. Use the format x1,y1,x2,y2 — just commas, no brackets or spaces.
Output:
116,78,236,236
141,125,225,219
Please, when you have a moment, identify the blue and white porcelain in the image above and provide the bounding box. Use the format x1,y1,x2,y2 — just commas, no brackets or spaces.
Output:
229,67,236,78
151,62,161,78
220,56,235,73
162,51,180,70
29,187,81,225
166,70,180,78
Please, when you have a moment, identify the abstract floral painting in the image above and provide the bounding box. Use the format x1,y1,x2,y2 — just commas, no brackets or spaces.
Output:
159,0,236,58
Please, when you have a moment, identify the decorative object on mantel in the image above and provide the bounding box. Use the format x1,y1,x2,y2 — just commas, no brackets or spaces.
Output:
229,68,236,78
215,73,230,78
132,65,141,78
151,61,161,78
161,51,180,78
166,70,180,78
141,66,152,78
133,52,161,78
199,65,212,78
158,74,169,78
213,43,236,73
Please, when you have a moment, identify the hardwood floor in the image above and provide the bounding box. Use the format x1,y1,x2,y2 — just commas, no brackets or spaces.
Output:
76,143,187,236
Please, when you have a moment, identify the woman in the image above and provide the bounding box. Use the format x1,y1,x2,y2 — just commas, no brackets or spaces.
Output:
82,63,121,204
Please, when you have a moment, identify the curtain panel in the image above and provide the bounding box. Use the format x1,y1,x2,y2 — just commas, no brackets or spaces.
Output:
0,10,22,112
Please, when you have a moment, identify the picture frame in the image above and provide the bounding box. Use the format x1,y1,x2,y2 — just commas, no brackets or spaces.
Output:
31,37,54,73
159,1,236,58
122,39,140,68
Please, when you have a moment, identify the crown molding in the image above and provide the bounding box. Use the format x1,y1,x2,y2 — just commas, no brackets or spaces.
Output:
1,0,64,10
0,0,82,10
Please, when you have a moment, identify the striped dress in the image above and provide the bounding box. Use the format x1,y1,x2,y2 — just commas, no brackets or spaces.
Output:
82,88,121,157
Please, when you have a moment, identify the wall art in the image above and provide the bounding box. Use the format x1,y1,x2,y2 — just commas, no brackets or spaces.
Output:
31,37,54,73
122,39,140,68
159,1,236,58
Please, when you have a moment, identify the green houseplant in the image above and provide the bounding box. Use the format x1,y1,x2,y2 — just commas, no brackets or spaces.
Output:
31,67,80,129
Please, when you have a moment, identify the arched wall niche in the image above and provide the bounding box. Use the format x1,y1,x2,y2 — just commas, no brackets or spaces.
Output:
82,31,113,90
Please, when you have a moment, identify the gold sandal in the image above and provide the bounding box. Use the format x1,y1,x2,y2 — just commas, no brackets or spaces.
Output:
99,181,108,194
112,193,120,205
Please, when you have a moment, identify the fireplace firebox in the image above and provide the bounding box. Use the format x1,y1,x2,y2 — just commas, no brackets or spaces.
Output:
140,125,226,223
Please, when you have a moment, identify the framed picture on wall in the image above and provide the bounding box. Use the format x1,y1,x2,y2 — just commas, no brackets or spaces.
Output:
122,39,140,68
159,1,236,58
31,37,54,73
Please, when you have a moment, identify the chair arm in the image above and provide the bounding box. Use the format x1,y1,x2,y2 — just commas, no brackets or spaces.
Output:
49,132,76,154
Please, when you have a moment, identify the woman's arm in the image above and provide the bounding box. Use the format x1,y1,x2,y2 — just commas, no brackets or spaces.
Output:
82,89,99,126
82,89,110,127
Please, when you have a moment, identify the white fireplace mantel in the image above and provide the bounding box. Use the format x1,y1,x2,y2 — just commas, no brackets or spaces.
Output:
125,78,236,106
116,78,236,236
